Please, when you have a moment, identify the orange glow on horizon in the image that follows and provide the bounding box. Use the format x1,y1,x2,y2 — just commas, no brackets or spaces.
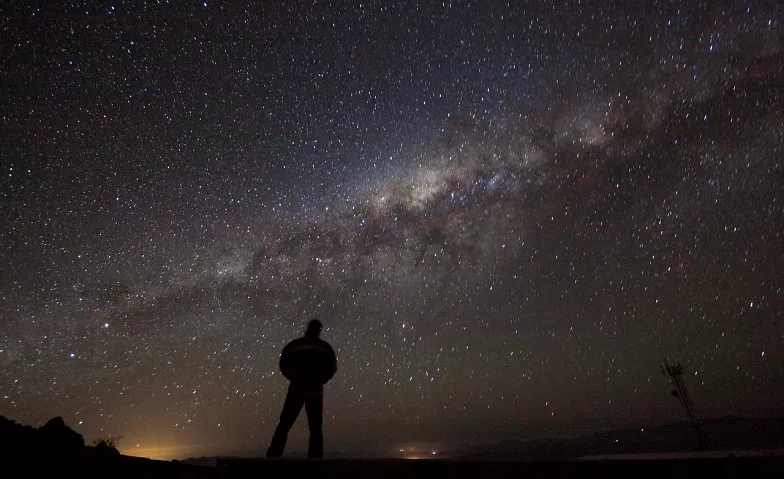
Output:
120,442,214,461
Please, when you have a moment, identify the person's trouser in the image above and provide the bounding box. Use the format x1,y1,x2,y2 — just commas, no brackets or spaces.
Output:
266,389,323,458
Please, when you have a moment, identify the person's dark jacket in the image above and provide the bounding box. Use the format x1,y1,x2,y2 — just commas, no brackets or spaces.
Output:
279,335,337,392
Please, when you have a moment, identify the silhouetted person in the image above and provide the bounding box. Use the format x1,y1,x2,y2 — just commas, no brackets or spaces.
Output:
267,319,337,458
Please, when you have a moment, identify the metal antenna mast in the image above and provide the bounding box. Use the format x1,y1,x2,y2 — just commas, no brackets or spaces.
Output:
661,360,708,449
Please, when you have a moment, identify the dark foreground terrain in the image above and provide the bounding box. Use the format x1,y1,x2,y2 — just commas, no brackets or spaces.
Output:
4,455,784,479
223,456,784,479
2,415,782,477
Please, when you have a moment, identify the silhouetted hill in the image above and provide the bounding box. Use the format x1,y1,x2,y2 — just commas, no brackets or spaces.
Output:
0,415,86,458
0,414,131,458
0,415,213,478
446,417,784,460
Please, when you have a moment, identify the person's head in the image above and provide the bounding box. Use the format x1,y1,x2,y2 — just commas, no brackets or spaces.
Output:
305,318,322,338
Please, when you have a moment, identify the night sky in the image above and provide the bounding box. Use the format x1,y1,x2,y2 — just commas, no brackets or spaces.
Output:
1,1,782,460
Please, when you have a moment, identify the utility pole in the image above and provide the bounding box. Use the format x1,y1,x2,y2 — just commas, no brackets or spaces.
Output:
661,360,708,449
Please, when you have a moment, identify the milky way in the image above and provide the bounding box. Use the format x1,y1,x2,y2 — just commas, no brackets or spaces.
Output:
1,1,782,459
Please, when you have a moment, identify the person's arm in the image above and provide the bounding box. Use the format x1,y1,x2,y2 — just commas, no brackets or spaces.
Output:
279,343,292,380
326,342,337,381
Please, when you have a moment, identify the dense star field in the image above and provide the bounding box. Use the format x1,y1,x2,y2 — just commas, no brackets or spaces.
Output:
1,1,782,459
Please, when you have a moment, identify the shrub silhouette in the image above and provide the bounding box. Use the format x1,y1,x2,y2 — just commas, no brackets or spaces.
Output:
92,435,122,455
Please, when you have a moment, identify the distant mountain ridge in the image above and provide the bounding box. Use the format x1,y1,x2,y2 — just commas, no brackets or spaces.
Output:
445,417,784,460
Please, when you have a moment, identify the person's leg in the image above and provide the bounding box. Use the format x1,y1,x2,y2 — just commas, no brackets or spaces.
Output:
304,393,324,458
266,390,305,458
